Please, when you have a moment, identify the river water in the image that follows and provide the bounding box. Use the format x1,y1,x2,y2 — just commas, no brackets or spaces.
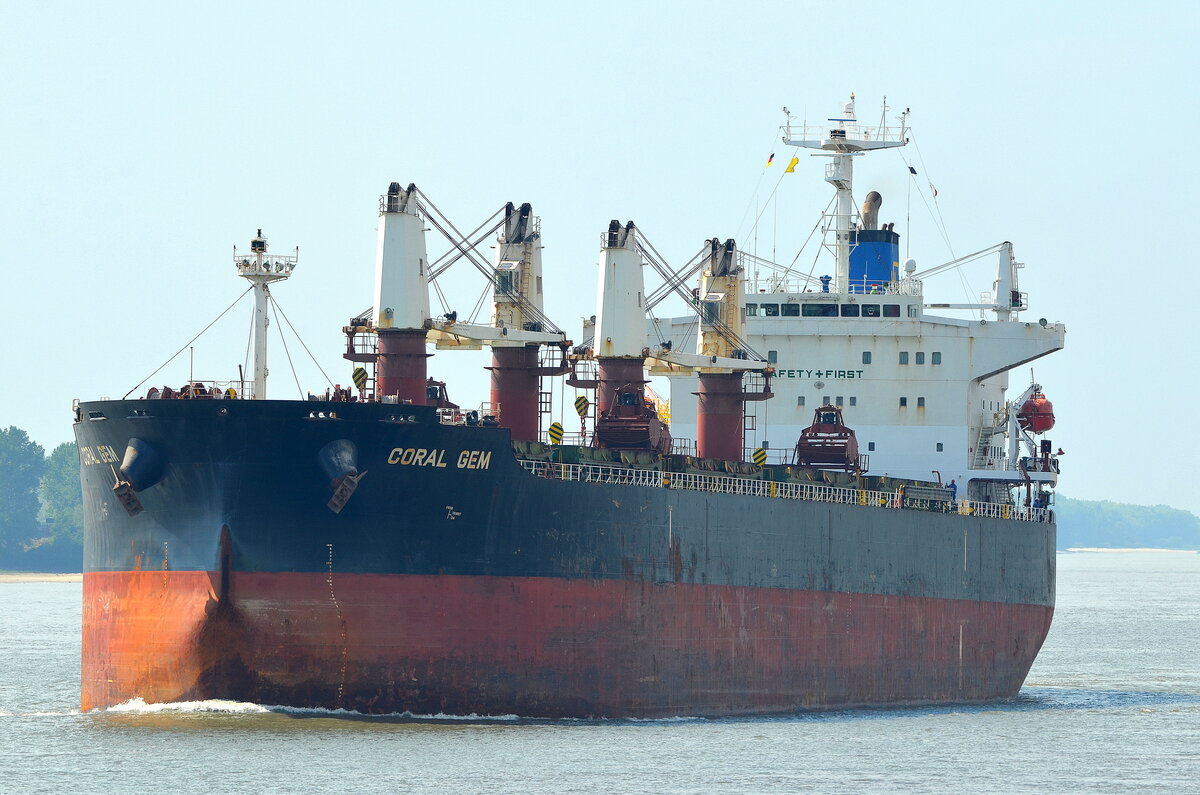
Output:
2,551,1197,793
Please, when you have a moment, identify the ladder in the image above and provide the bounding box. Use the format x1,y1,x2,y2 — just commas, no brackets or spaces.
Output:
972,425,995,469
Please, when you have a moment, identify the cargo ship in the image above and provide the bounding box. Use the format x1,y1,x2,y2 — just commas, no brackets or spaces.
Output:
75,97,1065,718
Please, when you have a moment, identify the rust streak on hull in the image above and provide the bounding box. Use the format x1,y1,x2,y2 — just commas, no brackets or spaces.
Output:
83,571,1053,717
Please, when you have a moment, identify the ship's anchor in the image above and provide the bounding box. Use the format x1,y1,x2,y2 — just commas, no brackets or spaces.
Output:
327,470,366,514
319,439,364,514
110,464,144,517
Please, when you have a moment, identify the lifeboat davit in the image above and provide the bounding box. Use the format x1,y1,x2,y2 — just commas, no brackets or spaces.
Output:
1018,391,1055,434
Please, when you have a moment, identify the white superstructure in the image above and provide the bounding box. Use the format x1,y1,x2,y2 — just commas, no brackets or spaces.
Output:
654,97,1065,502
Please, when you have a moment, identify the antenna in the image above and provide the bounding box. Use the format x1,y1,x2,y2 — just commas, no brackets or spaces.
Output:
782,95,908,298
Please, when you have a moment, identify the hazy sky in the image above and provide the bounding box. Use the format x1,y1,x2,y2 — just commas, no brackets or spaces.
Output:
2,1,1197,512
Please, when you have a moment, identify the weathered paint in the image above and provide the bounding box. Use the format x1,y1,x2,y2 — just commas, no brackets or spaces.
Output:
75,398,1055,717
83,570,1052,718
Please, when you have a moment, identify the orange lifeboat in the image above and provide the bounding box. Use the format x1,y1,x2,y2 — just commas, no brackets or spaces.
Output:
1018,391,1055,434
794,406,863,472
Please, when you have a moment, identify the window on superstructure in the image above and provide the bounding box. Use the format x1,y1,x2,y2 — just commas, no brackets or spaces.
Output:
937,442,944,452
797,396,806,407
932,352,942,365
862,351,872,364
496,272,517,294
701,302,720,325
868,442,876,451
862,304,881,318
836,396,844,407
899,352,909,365
849,396,857,406
762,303,780,317
908,305,920,318
781,303,800,316
745,303,757,317
767,350,778,363
840,304,860,317
823,396,831,406
883,304,901,317
899,397,908,407
917,397,926,407
802,303,838,317
916,352,925,365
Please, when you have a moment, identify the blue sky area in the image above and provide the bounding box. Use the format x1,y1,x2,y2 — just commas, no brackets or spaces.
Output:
2,1,1196,512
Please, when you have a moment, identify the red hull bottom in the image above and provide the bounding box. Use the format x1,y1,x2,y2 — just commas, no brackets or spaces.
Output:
83,571,1053,718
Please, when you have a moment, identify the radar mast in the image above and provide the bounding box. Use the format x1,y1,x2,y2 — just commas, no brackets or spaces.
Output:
234,230,298,399
783,95,908,298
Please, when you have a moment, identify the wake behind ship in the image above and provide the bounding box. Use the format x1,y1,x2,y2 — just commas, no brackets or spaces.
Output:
76,96,1065,718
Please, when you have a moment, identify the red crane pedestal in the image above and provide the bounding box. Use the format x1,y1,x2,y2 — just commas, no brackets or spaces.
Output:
376,329,430,405
488,346,567,442
696,373,745,461
596,358,647,417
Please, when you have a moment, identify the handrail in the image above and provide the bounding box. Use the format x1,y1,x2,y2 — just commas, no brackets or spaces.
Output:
516,459,1052,524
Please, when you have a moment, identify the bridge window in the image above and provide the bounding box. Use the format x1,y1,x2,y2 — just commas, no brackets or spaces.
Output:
899,352,909,365
862,351,872,364
781,303,800,316
745,303,757,317
802,303,838,317
762,303,780,317
932,352,942,365
862,304,881,317
915,352,925,365
883,304,901,317
840,304,860,317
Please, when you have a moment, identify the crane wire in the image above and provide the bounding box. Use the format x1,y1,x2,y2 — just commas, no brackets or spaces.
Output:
242,296,255,385
415,190,562,335
272,295,336,389
270,299,305,398
122,286,253,399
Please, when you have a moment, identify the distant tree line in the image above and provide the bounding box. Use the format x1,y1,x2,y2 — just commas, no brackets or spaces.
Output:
0,426,83,570
1054,494,1200,550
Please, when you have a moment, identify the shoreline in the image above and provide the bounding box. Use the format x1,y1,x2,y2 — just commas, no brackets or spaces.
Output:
0,573,83,583
1063,547,1199,554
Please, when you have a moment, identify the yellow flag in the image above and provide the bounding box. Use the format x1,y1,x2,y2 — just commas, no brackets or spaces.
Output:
785,156,799,173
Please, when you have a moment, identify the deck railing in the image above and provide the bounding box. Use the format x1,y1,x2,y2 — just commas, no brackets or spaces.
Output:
516,459,1052,524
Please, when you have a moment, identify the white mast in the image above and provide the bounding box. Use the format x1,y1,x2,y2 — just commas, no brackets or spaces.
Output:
234,230,297,399
784,95,908,298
